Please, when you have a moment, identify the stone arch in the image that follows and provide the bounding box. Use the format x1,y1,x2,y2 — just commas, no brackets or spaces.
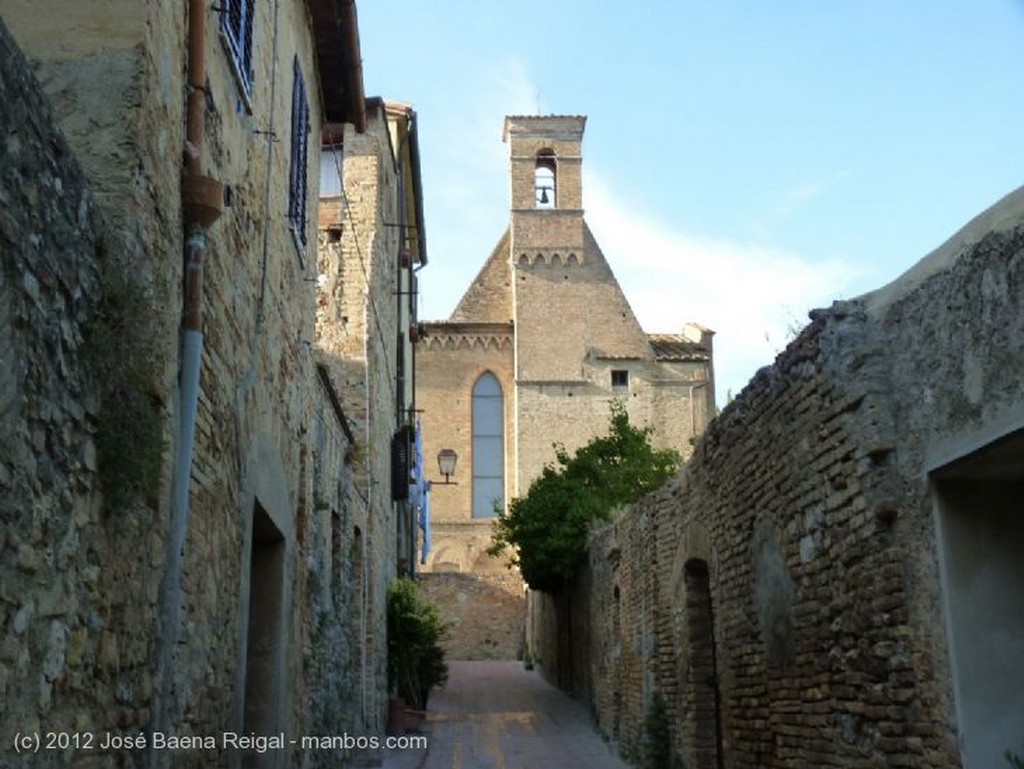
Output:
611,580,623,740
470,548,506,572
534,148,556,208
683,558,724,769
671,520,715,596
669,521,723,769
428,546,462,572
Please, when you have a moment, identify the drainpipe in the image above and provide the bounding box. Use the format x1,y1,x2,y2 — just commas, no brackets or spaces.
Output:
152,0,223,749
339,0,367,133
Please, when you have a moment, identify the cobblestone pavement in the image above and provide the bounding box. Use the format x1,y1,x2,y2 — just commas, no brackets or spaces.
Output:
380,660,631,769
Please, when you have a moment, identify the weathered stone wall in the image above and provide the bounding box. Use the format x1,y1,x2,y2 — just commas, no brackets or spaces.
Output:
302,372,370,765
530,189,1024,769
2,5,403,766
0,18,164,757
418,573,526,661
316,101,424,730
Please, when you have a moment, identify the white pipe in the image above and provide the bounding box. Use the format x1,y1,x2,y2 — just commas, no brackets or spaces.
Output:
172,325,203,557
151,238,205,767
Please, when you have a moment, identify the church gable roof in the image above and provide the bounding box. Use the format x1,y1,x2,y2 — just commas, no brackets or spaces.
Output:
450,228,512,323
576,223,650,354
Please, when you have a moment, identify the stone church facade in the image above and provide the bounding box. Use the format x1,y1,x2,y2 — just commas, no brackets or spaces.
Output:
416,116,714,656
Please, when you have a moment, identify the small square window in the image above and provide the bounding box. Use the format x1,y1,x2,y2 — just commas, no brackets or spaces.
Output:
611,370,629,389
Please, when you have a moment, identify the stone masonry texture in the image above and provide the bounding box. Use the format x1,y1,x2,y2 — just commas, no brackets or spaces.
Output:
1,7,415,768
1,17,149,755
528,188,1024,769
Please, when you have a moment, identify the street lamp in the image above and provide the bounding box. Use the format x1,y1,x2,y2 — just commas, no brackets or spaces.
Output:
436,449,458,484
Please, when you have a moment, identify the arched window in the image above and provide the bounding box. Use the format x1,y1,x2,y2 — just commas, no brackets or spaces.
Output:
534,150,556,209
472,373,504,518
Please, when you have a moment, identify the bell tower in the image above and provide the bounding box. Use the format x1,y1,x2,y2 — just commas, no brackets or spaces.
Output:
503,115,586,261
503,115,586,212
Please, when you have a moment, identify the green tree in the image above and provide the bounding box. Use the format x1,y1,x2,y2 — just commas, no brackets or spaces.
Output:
488,402,681,592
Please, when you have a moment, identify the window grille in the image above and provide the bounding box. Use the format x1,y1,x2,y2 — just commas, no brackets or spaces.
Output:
221,0,255,97
289,58,311,254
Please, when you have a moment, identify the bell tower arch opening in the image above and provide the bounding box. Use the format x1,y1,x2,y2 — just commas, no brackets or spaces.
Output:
534,150,556,209
503,115,585,213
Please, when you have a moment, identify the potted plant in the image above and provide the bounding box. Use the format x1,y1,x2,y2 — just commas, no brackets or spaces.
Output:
387,576,448,731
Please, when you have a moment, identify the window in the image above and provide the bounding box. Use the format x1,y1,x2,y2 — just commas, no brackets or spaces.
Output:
611,369,629,389
221,0,255,98
319,146,343,197
288,58,311,255
534,150,556,209
472,373,504,518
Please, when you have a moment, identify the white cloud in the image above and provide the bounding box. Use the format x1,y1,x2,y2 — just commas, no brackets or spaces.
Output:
752,170,856,235
418,70,864,406
584,171,862,403
418,58,538,319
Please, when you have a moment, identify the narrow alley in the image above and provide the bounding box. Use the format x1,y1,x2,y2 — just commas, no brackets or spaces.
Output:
382,661,631,769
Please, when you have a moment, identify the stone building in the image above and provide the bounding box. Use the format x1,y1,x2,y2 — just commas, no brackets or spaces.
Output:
314,94,428,699
529,187,1024,769
416,115,714,658
1,2,423,766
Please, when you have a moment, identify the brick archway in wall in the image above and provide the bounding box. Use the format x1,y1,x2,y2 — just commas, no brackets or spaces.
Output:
684,558,724,769
671,522,724,769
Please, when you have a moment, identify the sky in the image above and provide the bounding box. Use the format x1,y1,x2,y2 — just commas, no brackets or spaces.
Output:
356,1,1024,406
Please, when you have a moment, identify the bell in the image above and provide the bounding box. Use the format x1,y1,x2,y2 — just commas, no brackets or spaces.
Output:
539,188,550,205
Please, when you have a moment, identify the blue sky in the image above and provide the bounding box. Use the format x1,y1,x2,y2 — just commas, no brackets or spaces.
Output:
357,1,1024,405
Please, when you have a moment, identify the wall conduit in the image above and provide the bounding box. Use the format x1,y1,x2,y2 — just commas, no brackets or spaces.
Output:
151,0,223,755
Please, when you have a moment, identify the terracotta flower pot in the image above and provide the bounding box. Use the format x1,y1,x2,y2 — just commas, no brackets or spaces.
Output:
387,697,407,736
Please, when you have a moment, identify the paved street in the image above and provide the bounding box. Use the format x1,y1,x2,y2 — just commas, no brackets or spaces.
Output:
381,660,631,769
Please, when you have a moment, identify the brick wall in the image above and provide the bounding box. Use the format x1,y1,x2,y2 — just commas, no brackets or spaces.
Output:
529,191,1024,768
418,572,526,661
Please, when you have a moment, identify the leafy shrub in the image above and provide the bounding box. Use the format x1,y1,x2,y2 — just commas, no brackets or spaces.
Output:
387,576,448,709
488,402,680,592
